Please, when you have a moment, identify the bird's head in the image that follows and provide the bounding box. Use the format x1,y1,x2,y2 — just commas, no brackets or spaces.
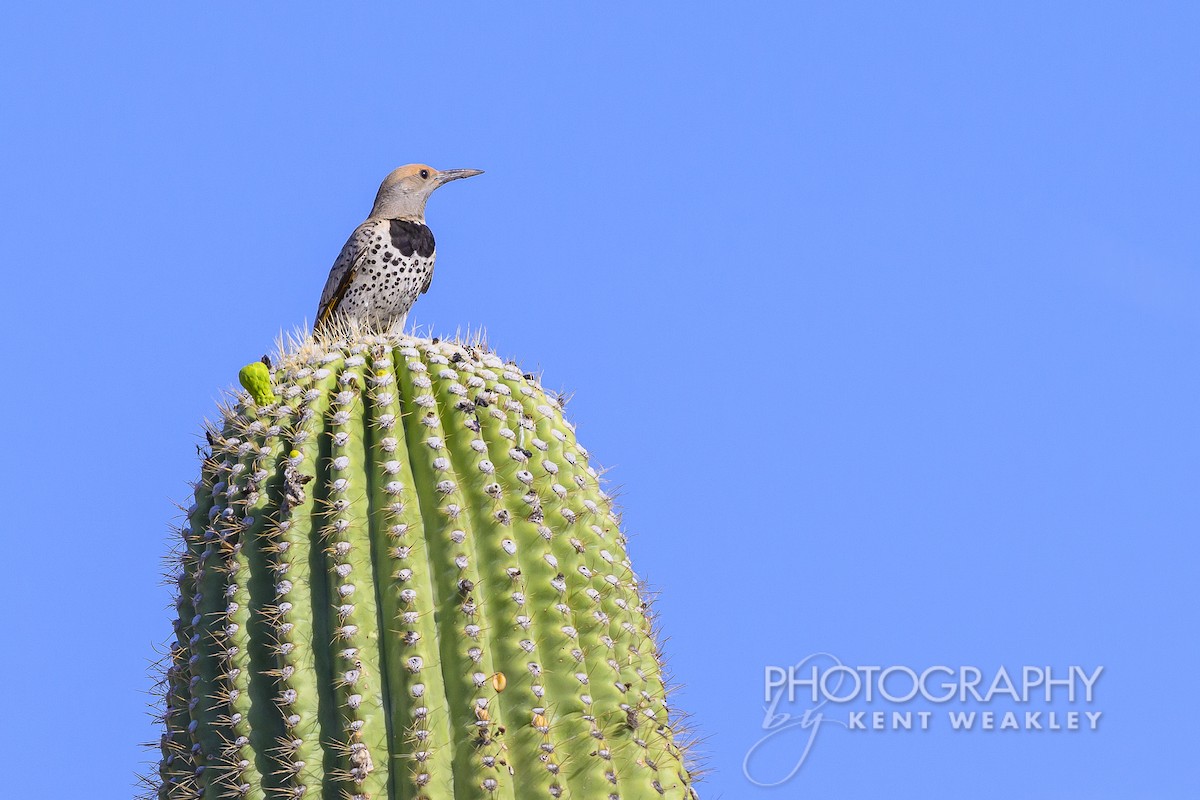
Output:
369,164,484,221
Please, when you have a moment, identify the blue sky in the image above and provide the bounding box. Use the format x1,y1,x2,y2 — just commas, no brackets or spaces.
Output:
1,3,1197,797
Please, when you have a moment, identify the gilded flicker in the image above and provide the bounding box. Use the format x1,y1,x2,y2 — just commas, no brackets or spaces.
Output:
314,164,483,333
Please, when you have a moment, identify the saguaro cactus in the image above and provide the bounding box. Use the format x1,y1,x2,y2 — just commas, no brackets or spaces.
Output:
151,331,697,800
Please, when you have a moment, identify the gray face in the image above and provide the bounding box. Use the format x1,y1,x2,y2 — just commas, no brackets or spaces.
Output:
369,165,483,220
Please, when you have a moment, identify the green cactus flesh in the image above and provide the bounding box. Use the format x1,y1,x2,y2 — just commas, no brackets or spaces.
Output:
154,332,697,800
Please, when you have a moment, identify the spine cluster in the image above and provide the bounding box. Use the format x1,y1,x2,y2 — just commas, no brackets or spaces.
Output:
151,333,697,800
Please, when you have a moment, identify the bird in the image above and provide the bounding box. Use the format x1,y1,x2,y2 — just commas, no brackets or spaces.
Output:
314,164,483,334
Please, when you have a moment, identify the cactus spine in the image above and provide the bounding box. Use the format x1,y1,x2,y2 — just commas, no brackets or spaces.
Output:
152,331,697,800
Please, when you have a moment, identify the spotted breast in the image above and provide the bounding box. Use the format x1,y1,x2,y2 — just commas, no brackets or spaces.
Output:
315,218,437,333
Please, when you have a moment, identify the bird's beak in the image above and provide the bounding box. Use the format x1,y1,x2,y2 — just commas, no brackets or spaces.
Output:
436,168,484,185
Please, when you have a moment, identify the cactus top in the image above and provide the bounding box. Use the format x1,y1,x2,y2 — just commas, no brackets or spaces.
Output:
152,329,698,800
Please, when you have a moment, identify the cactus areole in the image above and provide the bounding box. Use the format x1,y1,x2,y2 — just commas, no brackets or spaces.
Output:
153,330,697,800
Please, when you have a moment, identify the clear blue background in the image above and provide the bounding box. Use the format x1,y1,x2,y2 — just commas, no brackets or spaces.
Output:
1,3,1196,797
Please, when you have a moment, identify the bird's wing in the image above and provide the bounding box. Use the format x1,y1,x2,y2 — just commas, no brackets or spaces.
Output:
315,222,376,330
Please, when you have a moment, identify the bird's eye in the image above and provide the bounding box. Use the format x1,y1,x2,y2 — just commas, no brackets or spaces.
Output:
420,169,430,179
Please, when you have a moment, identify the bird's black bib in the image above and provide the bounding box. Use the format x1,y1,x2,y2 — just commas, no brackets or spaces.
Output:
388,219,436,258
